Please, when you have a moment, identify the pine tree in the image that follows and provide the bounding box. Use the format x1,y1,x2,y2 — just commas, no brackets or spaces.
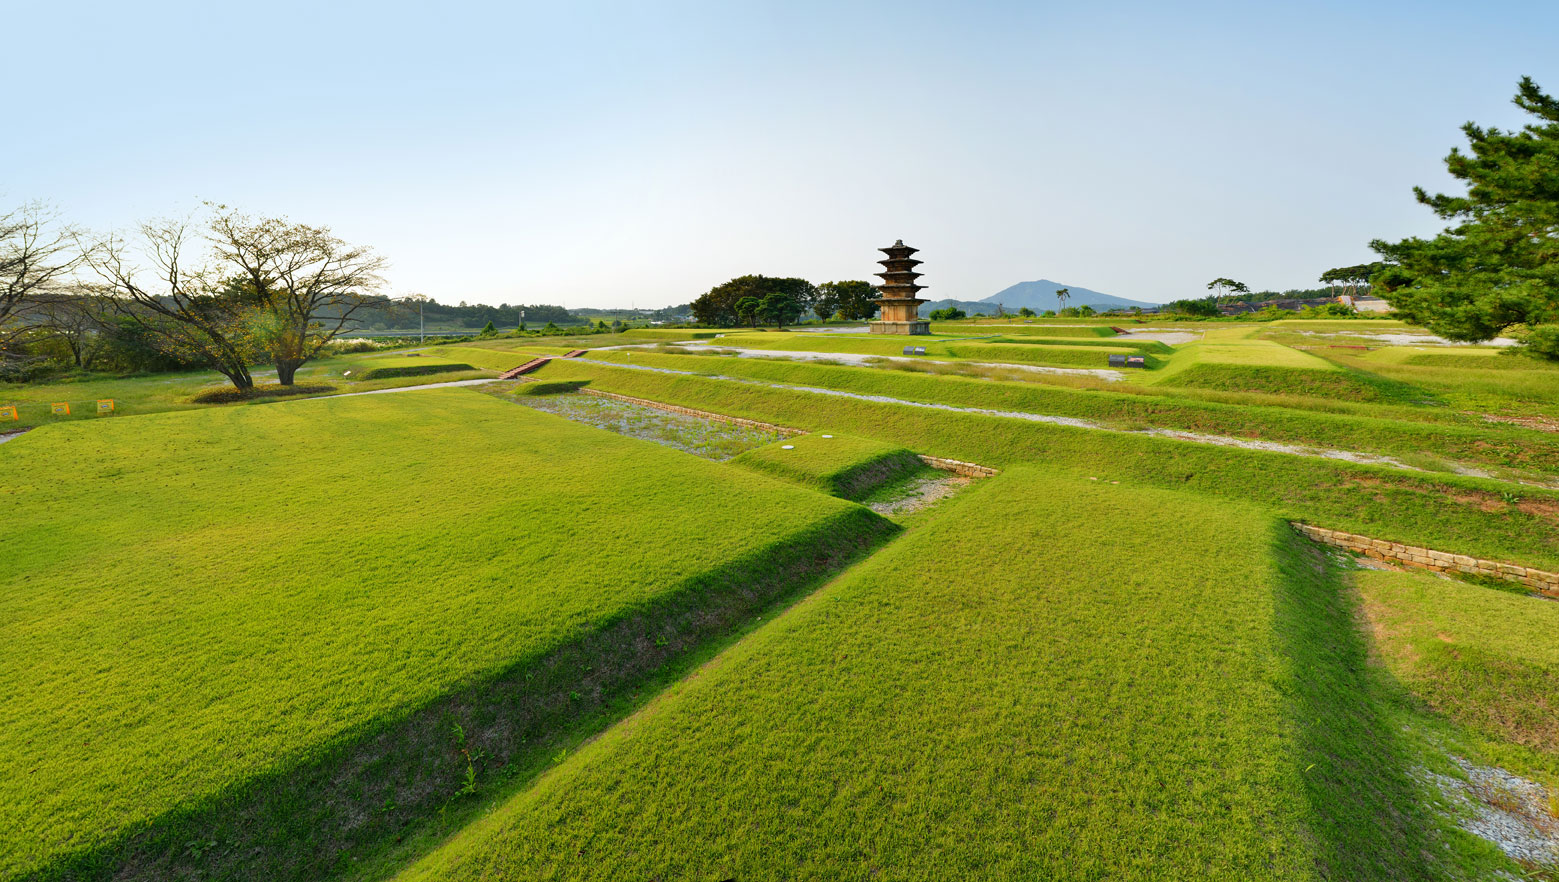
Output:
1371,77,1559,358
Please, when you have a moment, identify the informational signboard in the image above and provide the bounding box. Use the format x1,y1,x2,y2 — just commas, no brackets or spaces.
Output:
1108,354,1127,367
97,399,115,414
51,402,70,416
0,405,16,421
1126,355,1147,368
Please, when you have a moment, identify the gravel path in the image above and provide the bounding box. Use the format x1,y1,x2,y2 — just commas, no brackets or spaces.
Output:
1423,756,1558,868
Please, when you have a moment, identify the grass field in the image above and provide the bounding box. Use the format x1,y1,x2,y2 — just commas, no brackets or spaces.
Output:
0,390,893,880
397,470,1481,880
581,349,1559,477
530,358,1559,569
11,312,1559,880
1356,568,1559,784
0,355,497,428
730,433,924,500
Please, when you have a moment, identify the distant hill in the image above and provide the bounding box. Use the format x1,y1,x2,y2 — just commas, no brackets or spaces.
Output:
981,280,1157,312
916,298,1000,318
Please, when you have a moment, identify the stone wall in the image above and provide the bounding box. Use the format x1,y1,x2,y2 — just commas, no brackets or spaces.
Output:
1291,522,1559,599
917,455,998,478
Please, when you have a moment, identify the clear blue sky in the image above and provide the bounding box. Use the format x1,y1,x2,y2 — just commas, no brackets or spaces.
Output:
8,0,1557,307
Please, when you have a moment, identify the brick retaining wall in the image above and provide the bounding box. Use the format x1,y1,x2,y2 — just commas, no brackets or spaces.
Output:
1292,522,1559,598
917,455,999,478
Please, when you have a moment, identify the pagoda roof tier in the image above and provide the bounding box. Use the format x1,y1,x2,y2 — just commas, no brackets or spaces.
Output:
876,285,927,295
879,239,919,259
876,273,924,284
877,257,922,270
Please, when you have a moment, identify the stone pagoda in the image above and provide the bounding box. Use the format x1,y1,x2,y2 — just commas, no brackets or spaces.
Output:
870,240,930,335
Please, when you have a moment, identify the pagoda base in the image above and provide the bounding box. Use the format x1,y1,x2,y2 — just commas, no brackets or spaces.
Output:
870,320,931,335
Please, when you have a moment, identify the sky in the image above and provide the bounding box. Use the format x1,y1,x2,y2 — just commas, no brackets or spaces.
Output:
8,0,1558,308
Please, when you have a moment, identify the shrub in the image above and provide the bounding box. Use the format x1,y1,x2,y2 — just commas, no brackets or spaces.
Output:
359,363,476,380
191,383,335,404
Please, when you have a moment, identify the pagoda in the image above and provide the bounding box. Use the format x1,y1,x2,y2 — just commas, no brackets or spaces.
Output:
870,240,930,335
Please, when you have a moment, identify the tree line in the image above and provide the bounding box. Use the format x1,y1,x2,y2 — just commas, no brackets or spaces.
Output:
689,276,879,327
0,204,589,388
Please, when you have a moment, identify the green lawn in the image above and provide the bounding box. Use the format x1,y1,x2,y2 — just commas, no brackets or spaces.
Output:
0,355,496,428
397,469,1454,880
730,433,924,500
0,389,892,880
530,358,1559,569
1357,568,1559,784
583,349,1559,478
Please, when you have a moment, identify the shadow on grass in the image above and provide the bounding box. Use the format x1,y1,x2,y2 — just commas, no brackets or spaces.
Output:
1272,527,1445,879
36,508,898,882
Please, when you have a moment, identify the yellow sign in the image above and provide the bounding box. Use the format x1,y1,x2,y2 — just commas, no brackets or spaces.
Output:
97,399,115,413
0,405,16,421
51,402,70,416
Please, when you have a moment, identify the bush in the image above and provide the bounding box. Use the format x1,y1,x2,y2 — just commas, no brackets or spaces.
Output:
359,362,476,380
329,338,385,355
928,307,966,321
191,383,335,404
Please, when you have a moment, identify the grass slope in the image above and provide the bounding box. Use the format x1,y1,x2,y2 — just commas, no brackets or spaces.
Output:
529,359,1559,569
585,350,1559,476
1357,569,1559,783
1154,342,1426,403
0,390,892,880
731,433,924,500
400,470,1440,880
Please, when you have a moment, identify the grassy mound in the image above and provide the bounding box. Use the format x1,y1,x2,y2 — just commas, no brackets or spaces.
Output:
532,359,1559,569
581,349,1559,475
1153,342,1426,402
190,383,334,404
399,471,1437,879
988,336,1173,354
1357,568,1559,781
357,358,477,380
0,391,893,880
732,433,925,500
933,322,1119,337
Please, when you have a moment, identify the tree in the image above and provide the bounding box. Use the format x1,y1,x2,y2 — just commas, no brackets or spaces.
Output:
1320,264,1382,298
758,291,804,327
1166,298,1220,317
29,289,115,369
206,208,387,384
1371,78,1559,358
479,320,497,336
1077,304,1096,317
1,203,78,367
929,306,966,321
1018,306,1035,317
819,280,878,321
1206,278,1246,302
80,219,263,390
691,275,817,326
812,287,838,323
734,296,762,328
1054,288,1070,312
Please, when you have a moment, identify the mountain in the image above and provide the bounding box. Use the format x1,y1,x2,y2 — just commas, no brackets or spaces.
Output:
916,298,1001,318
980,280,1157,313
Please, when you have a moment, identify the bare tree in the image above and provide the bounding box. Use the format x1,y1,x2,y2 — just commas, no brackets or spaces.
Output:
208,208,387,384
80,219,259,390
29,287,116,369
0,203,78,362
